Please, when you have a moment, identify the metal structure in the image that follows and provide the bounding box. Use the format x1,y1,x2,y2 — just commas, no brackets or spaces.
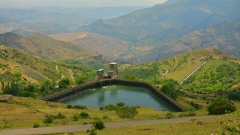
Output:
97,69,104,80
108,62,118,78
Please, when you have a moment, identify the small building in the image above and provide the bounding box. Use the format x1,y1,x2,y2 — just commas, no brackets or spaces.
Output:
0,95,12,103
107,71,114,78
97,69,104,80
109,62,118,75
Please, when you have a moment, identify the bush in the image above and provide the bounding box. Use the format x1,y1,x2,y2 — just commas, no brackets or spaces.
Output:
56,113,66,119
80,112,89,118
116,106,138,119
67,104,72,109
161,81,178,100
43,115,54,124
165,112,175,119
73,105,87,110
207,98,236,115
92,118,105,130
72,113,79,121
33,123,40,128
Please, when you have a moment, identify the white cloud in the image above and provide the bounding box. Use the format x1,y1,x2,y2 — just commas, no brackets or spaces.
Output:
0,0,168,7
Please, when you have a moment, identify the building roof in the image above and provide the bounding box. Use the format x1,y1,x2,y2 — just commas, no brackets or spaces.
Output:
98,69,104,71
110,62,117,65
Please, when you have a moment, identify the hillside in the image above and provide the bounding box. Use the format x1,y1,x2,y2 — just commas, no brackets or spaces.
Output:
0,32,100,63
50,32,129,60
79,0,240,45
142,20,240,62
0,44,96,93
119,48,240,91
0,7,146,35
79,0,240,63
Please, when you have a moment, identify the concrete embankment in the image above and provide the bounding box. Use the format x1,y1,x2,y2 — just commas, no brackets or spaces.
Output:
42,79,183,112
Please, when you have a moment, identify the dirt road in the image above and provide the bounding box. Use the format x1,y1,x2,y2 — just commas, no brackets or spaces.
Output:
0,115,221,135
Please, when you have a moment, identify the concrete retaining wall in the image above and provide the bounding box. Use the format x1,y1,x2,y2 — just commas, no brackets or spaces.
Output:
42,79,183,112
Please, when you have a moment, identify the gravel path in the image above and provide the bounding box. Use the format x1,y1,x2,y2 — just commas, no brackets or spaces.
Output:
0,115,221,135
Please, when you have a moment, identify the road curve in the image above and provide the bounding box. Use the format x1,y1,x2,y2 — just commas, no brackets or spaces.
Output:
0,115,221,135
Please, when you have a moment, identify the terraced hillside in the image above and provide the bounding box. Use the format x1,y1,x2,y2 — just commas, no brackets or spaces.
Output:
119,48,240,91
0,44,95,94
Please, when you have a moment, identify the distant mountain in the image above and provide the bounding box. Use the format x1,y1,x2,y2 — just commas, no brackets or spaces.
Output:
79,0,240,45
78,0,240,63
142,20,240,62
0,32,97,62
50,32,129,60
0,7,146,35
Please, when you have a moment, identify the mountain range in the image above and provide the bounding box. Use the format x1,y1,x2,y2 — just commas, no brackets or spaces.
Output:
0,7,146,35
78,0,240,63
0,32,97,62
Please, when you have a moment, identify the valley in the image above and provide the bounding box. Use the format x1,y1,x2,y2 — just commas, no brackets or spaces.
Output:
1,0,240,134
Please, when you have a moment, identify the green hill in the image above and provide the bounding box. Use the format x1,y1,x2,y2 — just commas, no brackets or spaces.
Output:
0,44,96,96
119,48,240,92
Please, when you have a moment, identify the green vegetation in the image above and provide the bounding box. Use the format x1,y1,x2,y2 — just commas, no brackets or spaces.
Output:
207,98,236,115
0,45,96,98
161,80,179,100
92,118,105,130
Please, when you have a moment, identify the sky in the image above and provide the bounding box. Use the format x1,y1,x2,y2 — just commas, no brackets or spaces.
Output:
0,0,168,7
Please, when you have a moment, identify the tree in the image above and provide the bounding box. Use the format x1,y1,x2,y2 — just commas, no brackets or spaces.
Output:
58,78,71,89
75,76,88,85
207,98,236,115
92,118,105,130
161,82,178,100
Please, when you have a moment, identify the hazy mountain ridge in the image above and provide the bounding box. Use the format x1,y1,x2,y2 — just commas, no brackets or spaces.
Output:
79,0,240,45
50,32,129,60
0,7,146,35
0,32,97,62
141,20,240,62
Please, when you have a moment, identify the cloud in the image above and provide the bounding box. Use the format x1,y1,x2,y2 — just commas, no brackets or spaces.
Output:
0,0,167,7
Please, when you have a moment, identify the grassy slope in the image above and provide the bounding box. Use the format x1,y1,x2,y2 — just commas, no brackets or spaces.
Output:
120,48,240,91
0,44,95,89
1,96,240,135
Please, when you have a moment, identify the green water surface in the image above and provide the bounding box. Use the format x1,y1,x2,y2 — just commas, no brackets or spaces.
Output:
63,85,178,111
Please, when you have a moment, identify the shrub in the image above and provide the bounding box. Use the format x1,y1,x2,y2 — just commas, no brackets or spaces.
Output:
33,123,40,128
92,118,105,130
73,105,87,109
56,113,66,119
207,98,236,115
72,113,79,121
189,101,202,110
165,112,175,119
67,104,72,109
43,115,54,124
116,106,138,119
80,112,89,118
116,102,125,107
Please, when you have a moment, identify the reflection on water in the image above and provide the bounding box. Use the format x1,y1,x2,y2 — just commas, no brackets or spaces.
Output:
63,85,178,111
